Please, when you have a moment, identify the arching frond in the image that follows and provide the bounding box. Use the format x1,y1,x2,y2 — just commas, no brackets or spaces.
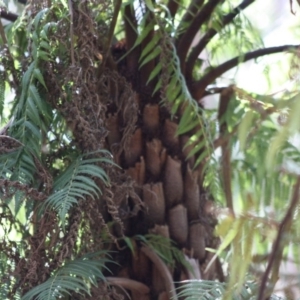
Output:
136,234,192,270
21,251,114,300
175,280,285,300
128,3,215,177
43,151,114,223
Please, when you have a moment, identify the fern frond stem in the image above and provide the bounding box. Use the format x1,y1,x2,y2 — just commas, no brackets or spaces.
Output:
106,277,150,294
190,44,300,100
213,130,237,150
167,0,179,18
141,245,178,300
0,179,47,201
0,135,24,147
218,87,234,214
176,0,222,73
290,0,296,14
257,176,300,300
68,0,75,66
186,0,256,80
213,96,274,151
216,257,225,282
175,0,204,45
124,4,139,72
103,0,122,67
0,19,8,45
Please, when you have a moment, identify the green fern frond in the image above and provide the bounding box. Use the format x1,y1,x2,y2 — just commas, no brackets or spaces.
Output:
44,151,113,223
175,280,286,300
8,7,55,160
230,89,300,212
21,251,113,300
0,147,37,187
0,247,22,299
136,234,192,271
208,2,264,63
136,5,214,170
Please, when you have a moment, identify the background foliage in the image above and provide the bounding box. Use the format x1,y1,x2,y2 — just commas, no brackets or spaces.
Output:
0,0,300,299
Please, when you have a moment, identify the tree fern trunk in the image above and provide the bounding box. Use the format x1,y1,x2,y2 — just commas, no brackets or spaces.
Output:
104,69,220,299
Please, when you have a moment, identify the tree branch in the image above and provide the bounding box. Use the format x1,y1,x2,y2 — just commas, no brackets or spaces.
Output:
141,245,177,300
102,0,122,68
124,4,139,72
167,0,179,19
186,0,256,81
0,10,18,22
218,86,234,214
175,0,204,46
190,44,300,100
1,0,29,22
106,277,150,294
257,176,300,300
68,0,75,66
176,0,222,74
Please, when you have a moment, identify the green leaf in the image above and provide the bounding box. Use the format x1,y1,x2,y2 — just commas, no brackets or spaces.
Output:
33,68,47,89
42,21,57,36
40,40,51,50
266,127,289,170
139,46,161,68
139,33,160,61
31,31,39,45
39,29,49,40
178,105,200,135
152,79,162,95
147,63,162,84
132,18,155,48
21,62,35,94
21,252,113,300
74,175,102,194
37,50,50,61
144,0,155,11
77,165,109,183
32,8,49,29
26,96,41,125
194,147,209,168
238,110,254,151
43,152,112,224
186,139,205,159
24,120,41,140
288,93,300,132
29,84,46,116
123,237,136,255
166,75,181,103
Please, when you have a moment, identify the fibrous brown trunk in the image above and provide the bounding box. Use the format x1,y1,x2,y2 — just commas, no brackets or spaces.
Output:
104,66,220,299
